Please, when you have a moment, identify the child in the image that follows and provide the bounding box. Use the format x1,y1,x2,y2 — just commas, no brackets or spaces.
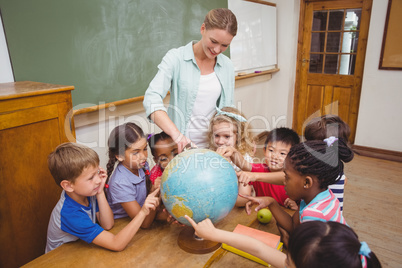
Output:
243,137,353,247
207,107,255,207
46,142,159,252
304,114,351,211
218,127,300,209
106,122,158,228
185,216,382,268
147,131,179,188
147,131,181,223
208,107,255,167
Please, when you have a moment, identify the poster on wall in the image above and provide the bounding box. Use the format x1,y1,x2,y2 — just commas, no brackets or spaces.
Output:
379,0,402,70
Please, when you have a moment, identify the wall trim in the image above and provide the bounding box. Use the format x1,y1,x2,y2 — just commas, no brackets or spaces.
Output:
352,145,402,163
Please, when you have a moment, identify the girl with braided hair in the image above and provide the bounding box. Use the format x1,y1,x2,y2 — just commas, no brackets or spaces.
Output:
242,137,353,247
105,122,159,228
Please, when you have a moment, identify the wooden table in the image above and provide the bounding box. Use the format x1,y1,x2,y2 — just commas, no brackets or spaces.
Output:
23,206,293,268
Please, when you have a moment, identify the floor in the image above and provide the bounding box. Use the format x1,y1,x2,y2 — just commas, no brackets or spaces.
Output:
343,154,402,268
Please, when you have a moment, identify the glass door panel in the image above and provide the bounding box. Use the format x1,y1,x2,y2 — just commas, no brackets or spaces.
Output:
309,8,362,75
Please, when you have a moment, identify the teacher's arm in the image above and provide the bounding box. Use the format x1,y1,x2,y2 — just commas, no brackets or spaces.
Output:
144,48,192,152
149,110,191,153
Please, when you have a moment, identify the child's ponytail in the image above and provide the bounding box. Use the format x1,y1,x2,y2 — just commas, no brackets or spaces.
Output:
142,164,152,194
336,137,354,163
106,150,117,185
358,242,382,268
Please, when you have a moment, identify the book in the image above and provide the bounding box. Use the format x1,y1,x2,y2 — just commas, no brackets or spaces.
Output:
222,224,283,267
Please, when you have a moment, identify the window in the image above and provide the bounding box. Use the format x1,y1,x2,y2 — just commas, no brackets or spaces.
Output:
309,9,361,75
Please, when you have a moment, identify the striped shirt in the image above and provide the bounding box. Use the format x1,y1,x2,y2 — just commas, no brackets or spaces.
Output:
328,173,345,211
299,189,346,225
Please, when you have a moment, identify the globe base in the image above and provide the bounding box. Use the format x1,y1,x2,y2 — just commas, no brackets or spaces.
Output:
178,226,221,254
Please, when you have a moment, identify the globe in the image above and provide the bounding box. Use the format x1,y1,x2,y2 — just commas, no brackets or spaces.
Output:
160,148,238,226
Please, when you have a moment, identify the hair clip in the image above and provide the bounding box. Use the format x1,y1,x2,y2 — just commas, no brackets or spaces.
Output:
359,242,370,268
215,107,247,122
147,133,155,140
105,184,109,189
323,136,338,147
359,242,371,257
145,170,150,176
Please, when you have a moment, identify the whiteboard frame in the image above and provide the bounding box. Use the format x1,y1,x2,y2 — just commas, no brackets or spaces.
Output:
229,0,278,73
0,10,14,83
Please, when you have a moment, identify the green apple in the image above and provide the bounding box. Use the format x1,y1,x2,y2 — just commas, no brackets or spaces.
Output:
257,208,272,224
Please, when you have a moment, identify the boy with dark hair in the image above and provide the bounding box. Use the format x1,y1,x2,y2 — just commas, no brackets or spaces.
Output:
217,127,300,208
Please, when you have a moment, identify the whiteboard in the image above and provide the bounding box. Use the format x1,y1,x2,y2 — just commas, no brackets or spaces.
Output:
0,11,13,83
229,0,277,72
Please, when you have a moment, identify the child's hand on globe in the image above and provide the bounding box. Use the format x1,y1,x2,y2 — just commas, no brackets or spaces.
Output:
141,188,160,215
185,215,217,241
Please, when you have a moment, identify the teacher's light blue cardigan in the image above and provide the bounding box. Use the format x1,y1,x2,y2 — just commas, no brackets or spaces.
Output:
143,41,235,134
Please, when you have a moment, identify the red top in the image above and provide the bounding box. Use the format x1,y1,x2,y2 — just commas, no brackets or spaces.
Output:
150,164,163,184
249,163,288,206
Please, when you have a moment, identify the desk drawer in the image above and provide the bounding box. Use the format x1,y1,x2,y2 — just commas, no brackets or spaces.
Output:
0,104,58,130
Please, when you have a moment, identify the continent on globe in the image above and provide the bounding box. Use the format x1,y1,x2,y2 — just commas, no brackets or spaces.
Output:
171,203,193,219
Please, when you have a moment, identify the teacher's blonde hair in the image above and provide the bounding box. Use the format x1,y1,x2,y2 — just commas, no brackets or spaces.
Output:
204,8,238,37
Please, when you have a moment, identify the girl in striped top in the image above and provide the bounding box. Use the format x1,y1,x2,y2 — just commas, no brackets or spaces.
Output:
242,137,353,247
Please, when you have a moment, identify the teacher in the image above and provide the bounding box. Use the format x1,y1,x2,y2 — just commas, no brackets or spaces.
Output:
143,8,238,152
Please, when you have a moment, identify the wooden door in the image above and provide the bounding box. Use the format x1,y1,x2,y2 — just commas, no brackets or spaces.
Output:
293,0,372,143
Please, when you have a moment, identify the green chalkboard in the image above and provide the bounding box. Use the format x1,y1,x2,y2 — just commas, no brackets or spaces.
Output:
0,0,227,108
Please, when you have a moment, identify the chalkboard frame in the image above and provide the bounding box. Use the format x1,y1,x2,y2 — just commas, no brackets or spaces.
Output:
1,0,227,108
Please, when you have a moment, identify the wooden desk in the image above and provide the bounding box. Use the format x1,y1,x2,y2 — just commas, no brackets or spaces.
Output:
23,206,294,268
0,81,75,267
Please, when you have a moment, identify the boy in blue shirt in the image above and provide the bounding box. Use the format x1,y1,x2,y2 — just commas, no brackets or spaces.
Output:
46,142,159,252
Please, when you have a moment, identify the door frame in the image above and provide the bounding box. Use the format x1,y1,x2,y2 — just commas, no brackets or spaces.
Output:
292,0,373,143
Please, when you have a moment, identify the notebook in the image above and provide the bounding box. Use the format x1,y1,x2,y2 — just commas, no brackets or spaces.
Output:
222,224,283,267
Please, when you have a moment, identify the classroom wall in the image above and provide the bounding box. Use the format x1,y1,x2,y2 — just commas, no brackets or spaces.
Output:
354,0,402,152
2,0,401,169
66,0,402,156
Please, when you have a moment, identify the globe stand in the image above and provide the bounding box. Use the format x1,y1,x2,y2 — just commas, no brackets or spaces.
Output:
177,226,221,254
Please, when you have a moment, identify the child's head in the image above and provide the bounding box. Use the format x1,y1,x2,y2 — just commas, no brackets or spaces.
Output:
287,221,381,268
263,127,300,172
284,138,354,200
48,142,99,186
304,114,351,142
148,132,178,170
208,107,254,155
107,122,147,178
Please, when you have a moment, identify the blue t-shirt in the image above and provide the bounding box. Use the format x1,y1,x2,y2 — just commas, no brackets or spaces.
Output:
106,163,148,219
46,191,103,253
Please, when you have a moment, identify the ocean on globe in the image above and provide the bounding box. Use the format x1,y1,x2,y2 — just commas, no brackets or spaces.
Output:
160,148,238,226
